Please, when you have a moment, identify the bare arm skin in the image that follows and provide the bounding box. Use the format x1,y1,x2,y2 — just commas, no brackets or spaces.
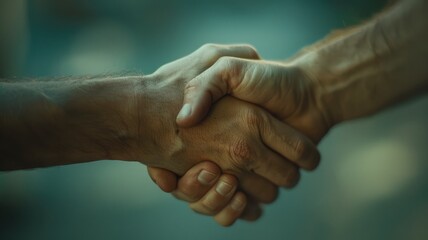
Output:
0,77,141,169
304,0,428,124
158,0,428,226
1,45,320,224
175,0,428,140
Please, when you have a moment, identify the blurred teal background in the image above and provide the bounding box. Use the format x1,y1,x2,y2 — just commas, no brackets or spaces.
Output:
1,0,428,239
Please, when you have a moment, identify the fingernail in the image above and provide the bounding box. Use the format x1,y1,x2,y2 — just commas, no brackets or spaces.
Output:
198,170,217,185
216,181,233,196
231,197,245,211
176,104,191,121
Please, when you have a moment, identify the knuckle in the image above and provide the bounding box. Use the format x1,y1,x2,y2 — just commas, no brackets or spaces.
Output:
178,177,201,202
216,56,236,70
243,44,259,58
190,198,220,215
200,43,218,51
215,209,239,227
200,43,222,61
229,139,253,169
290,138,309,162
242,108,262,128
197,199,220,215
220,174,238,186
214,56,245,82
233,192,247,209
172,191,187,201
190,203,213,215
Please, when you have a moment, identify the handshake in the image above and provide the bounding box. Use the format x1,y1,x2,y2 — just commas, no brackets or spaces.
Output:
142,43,328,226
1,0,427,227
144,43,328,226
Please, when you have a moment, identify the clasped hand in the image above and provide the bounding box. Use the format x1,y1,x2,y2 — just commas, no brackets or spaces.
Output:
144,44,328,226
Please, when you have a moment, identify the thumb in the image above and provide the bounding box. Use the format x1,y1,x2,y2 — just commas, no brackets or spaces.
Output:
176,57,244,127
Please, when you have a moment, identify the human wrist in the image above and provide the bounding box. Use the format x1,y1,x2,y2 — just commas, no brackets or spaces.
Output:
55,76,144,163
83,73,185,166
303,51,344,126
129,73,185,168
288,51,339,134
1,73,184,169
1,76,149,169
295,21,381,126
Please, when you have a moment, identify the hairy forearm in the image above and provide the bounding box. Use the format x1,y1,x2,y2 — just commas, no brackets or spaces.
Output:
298,0,428,124
0,75,168,170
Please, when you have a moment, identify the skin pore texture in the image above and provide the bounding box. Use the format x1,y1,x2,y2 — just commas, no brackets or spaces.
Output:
149,0,428,226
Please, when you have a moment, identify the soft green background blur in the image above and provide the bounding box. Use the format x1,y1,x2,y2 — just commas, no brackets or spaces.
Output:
1,0,428,239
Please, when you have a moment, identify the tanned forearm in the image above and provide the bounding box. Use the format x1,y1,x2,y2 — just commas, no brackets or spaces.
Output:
0,76,163,170
296,0,428,125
